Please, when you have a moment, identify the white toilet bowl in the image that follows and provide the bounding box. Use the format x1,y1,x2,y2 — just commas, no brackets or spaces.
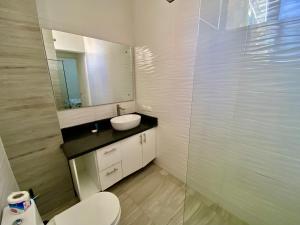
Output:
48,192,121,225
1,192,121,225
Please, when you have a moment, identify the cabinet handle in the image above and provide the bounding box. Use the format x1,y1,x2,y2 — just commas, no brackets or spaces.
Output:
104,148,116,155
106,168,118,176
143,133,146,143
140,134,143,144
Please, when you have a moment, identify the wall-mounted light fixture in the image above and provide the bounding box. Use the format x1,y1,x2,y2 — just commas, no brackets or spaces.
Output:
166,0,175,3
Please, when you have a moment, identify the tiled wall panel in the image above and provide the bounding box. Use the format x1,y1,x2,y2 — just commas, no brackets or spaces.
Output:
133,0,200,182
57,101,136,128
0,0,75,217
0,138,18,220
186,1,300,224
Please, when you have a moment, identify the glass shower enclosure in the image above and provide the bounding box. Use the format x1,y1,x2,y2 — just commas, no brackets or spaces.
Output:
48,58,82,110
184,0,300,224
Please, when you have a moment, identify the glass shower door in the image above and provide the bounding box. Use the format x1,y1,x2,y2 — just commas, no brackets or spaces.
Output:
48,59,70,110
184,1,300,225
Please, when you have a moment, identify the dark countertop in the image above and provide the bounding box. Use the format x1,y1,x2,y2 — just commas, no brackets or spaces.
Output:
61,113,158,160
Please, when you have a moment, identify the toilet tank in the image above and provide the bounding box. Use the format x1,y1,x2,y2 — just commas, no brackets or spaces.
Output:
1,200,43,225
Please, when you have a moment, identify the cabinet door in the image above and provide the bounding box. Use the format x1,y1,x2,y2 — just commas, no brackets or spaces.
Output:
120,133,143,178
142,128,156,167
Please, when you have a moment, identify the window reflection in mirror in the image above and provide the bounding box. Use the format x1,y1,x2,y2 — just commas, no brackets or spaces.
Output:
42,29,134,111
226,0,269,29
225,0,300,30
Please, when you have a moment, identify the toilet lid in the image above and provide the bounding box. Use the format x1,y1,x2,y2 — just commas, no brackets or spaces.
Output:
53,192,120,225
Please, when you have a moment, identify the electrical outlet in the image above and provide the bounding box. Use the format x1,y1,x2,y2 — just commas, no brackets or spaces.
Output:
141,105,152,112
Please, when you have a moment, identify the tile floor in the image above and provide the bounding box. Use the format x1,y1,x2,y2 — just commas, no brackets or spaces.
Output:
46,162,247,225
108,163,247,225
108,163,185,225
183,188,247,225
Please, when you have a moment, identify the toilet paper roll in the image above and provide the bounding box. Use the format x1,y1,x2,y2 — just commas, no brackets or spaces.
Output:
7,191,31,214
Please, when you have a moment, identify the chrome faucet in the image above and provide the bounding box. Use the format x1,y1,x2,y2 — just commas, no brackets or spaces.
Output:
116,104,125,116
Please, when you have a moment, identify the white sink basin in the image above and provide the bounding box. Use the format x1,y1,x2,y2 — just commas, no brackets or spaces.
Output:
110,114,141,131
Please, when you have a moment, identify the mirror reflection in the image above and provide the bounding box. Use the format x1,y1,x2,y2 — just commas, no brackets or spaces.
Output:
225,0,300,30
226,0,268,29
42,29,134,111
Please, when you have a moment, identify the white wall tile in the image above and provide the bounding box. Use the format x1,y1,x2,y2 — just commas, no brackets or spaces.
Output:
133,0,200,182
57,101,136,128
36,0,134,45
186,1,300,224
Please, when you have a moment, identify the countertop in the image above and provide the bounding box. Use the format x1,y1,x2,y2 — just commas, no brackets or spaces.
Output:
61,113,158,160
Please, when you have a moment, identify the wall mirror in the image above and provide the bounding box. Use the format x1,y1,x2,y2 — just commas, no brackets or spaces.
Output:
42,29,134,111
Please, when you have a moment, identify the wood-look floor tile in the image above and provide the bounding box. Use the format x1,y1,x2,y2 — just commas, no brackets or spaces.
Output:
140,178,185,225
166,207,184,225
109,163,183,225
109,163,247,225
183,188,248,225
117,192,154,225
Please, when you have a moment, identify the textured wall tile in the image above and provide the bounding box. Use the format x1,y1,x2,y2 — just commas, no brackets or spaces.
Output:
0,0,75,217
186,1,300,225
57,101,136,128
133,0,200,182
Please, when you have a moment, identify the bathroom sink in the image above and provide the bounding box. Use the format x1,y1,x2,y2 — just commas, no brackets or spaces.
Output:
110,114,141,131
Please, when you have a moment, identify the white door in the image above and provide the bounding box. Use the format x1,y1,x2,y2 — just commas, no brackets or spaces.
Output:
120,133,143,178
142,128,156,167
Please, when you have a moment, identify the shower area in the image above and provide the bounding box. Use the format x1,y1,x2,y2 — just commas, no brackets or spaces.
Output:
48,56,82,110
183,0,300,224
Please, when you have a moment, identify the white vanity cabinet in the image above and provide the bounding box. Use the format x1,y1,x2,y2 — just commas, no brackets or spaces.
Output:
96,142,121,171
70,128,156,200
141,128,156,167
69,152,100,200
96,142,123,190
120,128,156,178
99,162,123,190
120,133,143,178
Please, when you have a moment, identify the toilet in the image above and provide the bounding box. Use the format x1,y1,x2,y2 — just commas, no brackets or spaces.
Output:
1,192,121,225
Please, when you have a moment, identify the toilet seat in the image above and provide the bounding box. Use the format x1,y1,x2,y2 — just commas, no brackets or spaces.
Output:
51,192,121,225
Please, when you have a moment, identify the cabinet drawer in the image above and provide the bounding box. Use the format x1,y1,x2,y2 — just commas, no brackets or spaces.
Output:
97,143,121,171
99,162,122,190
